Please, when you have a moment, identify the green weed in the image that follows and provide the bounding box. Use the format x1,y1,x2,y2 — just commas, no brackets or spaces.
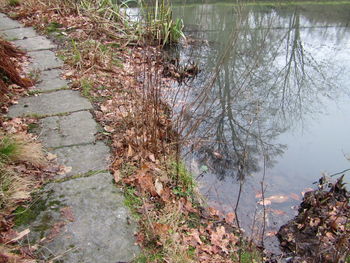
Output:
170,161,196,198
134,251,164,263
46,22,64,33
123,186,142,219
80,78,94,100
0,135,20,162
7,0,20,7
143,0,185,47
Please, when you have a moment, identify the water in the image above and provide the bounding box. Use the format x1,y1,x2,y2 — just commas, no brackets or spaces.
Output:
160,1,350,251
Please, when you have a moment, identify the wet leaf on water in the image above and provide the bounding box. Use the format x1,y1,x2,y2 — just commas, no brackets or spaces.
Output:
265,195,289,203
266,231,277,237
289,193,301,201
270,209,287,215
258,199,271,206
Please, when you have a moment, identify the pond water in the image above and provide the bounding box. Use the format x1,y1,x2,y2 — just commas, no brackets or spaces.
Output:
159,1,350,251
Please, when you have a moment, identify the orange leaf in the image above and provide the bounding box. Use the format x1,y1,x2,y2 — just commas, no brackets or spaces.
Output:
289,193,301,201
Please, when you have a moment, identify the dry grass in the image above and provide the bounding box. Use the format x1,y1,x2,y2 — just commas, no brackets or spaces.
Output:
0,133,47,167
0,133,47,213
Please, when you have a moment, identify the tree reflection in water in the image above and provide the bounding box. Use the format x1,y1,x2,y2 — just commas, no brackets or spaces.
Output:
168,5,338,183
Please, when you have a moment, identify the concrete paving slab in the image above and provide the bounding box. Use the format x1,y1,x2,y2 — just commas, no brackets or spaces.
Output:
27,50,63,71
53,142,110,176
0,14,23,31
13,36,56,51
8,90,92,117
0,27,37,40
40,68,64,80
34,76,68,92
22,173,139,263
38,111,98,148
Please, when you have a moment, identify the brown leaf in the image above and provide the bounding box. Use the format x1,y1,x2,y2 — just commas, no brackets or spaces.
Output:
104,125,115,133
290,193,301,201
149,154,156,162
225,212,235,224
189,229,202,245
160,186,171,202
155,178,163,196
47,152,57,161
154,223,170,236
60,207,75,222
208,207,220,217
113,170,121,183
138,173,157,196
265,195,289,204
127,144,133,157
7,229,30,243
266,231,277,237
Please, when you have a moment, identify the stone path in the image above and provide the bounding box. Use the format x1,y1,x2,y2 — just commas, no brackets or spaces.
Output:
1,13,139,263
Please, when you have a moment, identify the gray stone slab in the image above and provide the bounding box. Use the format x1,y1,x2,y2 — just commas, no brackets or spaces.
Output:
34,69,69,91
22,173,139,263
0,27,37,40
8,90,92,117
53,142,110,176
0,14,23,31
38,111,98,148
40,68,64,81
27,50,63,71
13,36,56,51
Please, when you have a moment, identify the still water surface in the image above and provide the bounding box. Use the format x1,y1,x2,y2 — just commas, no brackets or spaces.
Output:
162,1,350,250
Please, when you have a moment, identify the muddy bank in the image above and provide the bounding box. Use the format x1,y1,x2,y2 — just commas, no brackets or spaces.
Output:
276,176,350,263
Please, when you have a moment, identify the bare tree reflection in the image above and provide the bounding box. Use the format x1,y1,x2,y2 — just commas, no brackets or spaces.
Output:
167,6,338,182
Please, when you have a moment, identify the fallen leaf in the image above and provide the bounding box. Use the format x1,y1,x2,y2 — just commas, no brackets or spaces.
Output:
155,178,163,196
258,199,271,206
290,193,301,201
127,144,133,157
189,229,202,244
47,152,57,161
212,151,223,159
104,125,115,132
8,229,30,243
266,231,277,237
138,173,157,196
225,212,235,224
149,154,156,162
58,165,72,175
154,223,170,236
270,209,286,215
113,170,121,183
265,195,289,203
60,207,75,222
208,207,220,216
